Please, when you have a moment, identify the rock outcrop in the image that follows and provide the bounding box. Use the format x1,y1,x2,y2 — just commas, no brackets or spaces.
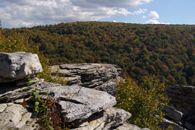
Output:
0,52,43,83
0,80,148,130
49,63,121,96
0,52,148,130
166,84,195,115
159,84,195,130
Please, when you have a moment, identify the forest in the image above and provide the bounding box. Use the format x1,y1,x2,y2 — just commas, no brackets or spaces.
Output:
2,21,195,87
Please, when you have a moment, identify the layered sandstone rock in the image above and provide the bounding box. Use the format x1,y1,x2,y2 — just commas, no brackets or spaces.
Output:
0,53,147,130
159,84,195,130
49,63,121,96
0,80,148,130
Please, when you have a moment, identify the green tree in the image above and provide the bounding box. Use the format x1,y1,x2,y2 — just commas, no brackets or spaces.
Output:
150,53,159,61
178,76,187,85
116,76,169,129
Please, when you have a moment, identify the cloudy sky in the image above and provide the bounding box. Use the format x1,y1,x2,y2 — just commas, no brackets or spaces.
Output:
0,0,194,28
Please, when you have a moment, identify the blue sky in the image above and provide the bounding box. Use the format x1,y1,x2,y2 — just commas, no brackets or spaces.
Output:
0,0,194,28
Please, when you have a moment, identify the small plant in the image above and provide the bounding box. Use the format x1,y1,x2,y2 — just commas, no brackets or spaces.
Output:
27,77,33,86
30,88,70,130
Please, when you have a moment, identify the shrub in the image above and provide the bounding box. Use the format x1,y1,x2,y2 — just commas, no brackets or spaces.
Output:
115,76,169,129
30,89,67,130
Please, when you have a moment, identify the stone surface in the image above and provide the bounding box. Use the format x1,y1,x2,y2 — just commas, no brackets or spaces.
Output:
0,82,32,103
70,107,149,130
103,107,132,129
166,84,195,115
32,82,116,122
95,81,117,96
165,84,195,130
49,63,121,95
112,122,149,130
16,77,40,86
0,103,7,112
158,118,187,130
163,105,183,124
0,103,37,130
0,52,43,83
0,79,144,130
0,54,149,130
71,107,132,130
14,98,24,104
52,75,81,85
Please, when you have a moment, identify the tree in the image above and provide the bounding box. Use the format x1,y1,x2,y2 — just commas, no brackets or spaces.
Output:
178,76,187,85
150,53,159,61
116,76,169,129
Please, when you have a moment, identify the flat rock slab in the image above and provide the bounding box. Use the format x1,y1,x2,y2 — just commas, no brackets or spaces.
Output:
0,52,43,83
59,63,102,70
32,82,116,122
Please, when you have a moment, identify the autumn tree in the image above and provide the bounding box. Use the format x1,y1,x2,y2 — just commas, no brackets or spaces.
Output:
116,76,169,129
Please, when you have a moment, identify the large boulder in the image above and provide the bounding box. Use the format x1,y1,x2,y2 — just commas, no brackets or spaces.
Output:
0,52,43,83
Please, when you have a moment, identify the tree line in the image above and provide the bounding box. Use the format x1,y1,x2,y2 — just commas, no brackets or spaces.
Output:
3,21,195,87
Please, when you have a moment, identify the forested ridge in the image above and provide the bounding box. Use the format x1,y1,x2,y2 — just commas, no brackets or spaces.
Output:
2,21,195,86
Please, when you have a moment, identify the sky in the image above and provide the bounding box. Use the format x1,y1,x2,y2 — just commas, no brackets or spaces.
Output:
0,0,194,28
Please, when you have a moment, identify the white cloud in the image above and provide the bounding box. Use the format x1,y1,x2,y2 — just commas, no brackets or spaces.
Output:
146,18,169,24
142,15,146,18
161,22,170,24
112,20,117,22
146,11,159,24
145,11,169,24
149,11,159,19
71,0,153,8
146,19,160,24
0,0,152,28
131,8,147,15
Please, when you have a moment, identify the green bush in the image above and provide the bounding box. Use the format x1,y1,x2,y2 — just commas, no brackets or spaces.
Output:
116,76,169,129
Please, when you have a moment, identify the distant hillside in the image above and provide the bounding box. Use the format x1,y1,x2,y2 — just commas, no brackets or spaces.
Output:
3,21,195,86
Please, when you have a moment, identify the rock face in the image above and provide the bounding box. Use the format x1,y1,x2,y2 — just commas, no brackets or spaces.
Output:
0,80,148,130
166,84,195,115
49,63,121,96
160,84,195,130
0,52,43,83
0,53,147,130
32,82,117,122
